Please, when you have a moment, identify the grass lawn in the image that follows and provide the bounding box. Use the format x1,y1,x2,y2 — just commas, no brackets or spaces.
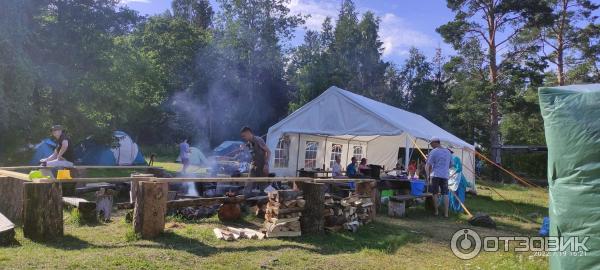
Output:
0,162,550,269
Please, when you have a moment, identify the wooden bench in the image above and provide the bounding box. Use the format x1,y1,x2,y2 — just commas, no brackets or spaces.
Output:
388,193,432,217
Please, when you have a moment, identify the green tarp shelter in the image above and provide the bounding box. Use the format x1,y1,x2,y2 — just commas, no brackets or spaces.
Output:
539,84,600,269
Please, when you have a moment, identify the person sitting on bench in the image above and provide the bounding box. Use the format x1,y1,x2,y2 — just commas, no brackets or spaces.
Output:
332,156,346,178
40,125,74,168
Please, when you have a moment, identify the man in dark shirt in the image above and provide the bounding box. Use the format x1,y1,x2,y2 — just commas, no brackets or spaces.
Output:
240,127,271,195
346,157,358,177
40,125,74,167
240,127,271,177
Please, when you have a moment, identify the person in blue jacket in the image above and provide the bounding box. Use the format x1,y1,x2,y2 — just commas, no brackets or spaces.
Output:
448,153,471,213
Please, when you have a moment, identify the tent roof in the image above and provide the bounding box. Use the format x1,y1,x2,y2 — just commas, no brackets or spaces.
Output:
268,86,473,149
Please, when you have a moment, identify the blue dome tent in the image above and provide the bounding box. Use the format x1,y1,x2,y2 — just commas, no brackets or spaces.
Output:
29,139,58,165
73,136,117,165
72,131,146,166
213,141,245,157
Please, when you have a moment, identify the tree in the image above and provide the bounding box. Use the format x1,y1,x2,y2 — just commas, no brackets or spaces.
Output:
437,0,552,166
540,0,599,85
355,12,388,99
172,0,214,29
188,0,303,145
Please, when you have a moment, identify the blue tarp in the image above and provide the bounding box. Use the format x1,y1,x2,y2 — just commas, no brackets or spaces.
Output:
30,139,57,165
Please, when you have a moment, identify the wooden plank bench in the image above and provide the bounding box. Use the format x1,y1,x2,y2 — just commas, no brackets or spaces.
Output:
388,193,432,217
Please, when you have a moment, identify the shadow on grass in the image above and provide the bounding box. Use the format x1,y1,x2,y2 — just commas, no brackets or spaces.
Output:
135,231,318,257
36,235,96,250
467,193,547,228
289,221,421,255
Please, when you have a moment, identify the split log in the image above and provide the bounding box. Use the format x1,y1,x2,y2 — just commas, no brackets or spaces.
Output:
356,181,378,219
268,216,300,224
62,197,97,223
23,182,63,241
96,188,114,221
298,182,325,235
0,176,26,223
133,181,167,239
0,212,15,245
242,228,265,240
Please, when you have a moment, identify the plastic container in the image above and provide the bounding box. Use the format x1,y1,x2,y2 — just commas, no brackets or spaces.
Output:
410,180,425,196
381,189,394,197
28,170,47,180
56,169,72,180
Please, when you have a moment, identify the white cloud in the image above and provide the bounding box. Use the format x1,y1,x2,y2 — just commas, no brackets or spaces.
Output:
288,0,339,31
287,1,435,58
379,13,434,57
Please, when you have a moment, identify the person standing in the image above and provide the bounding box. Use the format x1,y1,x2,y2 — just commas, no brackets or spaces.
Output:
240,127,270,177
40,125,74,168
240,127,271,195
425,137,454,218
179,138,191,175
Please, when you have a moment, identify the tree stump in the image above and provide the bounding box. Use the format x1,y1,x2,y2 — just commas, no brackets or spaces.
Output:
130,174,153,203
298,182,325,234
0,176,26,224
23,182,63,241
133,181,167,239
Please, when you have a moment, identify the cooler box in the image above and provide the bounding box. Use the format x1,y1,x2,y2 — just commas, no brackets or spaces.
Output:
410,180,425,196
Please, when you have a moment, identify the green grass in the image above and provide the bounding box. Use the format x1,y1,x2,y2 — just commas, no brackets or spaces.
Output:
0,165,550,269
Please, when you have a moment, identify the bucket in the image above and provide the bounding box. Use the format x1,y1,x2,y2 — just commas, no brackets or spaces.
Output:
410,180,425,196
56,169,72,180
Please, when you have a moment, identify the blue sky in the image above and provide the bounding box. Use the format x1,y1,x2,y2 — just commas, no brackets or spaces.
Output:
122,0,456,64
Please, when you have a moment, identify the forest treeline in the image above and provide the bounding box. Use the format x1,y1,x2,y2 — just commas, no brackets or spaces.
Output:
0,0,598,169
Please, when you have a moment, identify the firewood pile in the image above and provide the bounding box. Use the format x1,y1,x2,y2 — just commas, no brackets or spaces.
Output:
323,193,374,233
263,190,305,238
213,226,265,241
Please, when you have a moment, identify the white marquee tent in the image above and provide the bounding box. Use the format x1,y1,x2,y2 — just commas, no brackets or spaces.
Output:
266,86,476,190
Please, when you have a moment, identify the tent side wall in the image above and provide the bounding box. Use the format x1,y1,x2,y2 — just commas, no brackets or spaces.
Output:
269,133,369,177
366,136,401,170
269,132,476,191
